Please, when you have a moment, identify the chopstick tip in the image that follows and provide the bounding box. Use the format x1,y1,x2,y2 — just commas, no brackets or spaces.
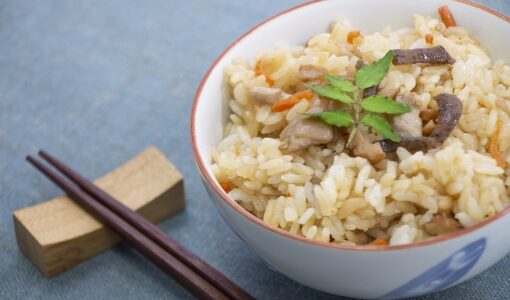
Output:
26,155,38,167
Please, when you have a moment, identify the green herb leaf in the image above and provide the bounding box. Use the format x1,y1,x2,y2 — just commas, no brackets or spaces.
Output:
361,114,401,142
306,110,354,128
324,74,355,92
355,51,394,89
360,96,412,114
304,84,353,104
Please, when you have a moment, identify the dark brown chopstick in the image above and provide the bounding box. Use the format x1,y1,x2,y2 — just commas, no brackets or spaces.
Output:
38,150,254,300
27,155,229,300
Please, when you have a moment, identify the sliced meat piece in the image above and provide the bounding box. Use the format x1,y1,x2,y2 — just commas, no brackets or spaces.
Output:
391,95,422,137
279,118,334,153
352,130,386,164
423,213,462,236
249,87,282,105
392,46,455,65
299,64,327,82
378,93,462,153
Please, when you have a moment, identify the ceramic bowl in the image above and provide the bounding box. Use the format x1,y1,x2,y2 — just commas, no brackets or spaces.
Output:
191,0,510,298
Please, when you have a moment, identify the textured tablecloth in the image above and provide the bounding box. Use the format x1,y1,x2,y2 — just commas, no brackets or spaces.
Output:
1,1,509,299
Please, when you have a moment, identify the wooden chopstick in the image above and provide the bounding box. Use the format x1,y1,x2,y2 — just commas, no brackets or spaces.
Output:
38,150,254,300
26,155,229,300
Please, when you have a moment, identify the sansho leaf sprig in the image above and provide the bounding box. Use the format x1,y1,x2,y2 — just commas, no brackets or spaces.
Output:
305,50,411,146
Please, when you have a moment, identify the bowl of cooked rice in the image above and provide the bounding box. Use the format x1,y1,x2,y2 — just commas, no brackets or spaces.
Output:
191,0,510,298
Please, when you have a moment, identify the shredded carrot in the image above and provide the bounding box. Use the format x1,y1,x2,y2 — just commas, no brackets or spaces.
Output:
271,89,314,112
220,181,232,193
272,96,301,112
439,6,456,28
255,60,275,87
489,119,506,168
425,34,434,44
265,76,275,87
254,60,265,76
372,238,388,246
293,89,314,100
347,31,361,45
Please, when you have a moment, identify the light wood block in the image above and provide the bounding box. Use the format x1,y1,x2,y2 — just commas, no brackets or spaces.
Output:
13,146,185,277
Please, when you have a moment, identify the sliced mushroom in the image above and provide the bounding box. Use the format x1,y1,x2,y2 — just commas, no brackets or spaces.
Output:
429,93,463,143
352,130,386,164
379,93,462,153
249,87,282,105
379,137,440,153
299,64,327,82
391,95,422,137
423,213,462,236
363,86,378,97
279,118,334,153
392,46,455,65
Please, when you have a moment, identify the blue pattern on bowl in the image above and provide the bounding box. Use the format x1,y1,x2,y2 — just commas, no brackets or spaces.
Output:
381,238,486,299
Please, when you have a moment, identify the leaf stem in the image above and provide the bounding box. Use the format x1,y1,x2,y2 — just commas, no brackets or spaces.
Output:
346,89,362,149
354,89,361,123
346,125,357,148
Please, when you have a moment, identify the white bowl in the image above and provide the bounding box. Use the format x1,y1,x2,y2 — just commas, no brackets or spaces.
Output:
191,0,510,298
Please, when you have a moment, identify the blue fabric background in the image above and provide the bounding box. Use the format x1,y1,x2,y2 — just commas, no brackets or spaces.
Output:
1,1,509,299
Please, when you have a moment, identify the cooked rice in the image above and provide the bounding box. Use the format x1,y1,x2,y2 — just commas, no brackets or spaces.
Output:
212,15,510,245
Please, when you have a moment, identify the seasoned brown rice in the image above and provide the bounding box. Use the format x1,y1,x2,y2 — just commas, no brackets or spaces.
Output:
212,15,510,245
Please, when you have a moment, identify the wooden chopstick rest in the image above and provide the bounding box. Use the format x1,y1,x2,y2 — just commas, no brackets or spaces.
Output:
13,146,185,277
